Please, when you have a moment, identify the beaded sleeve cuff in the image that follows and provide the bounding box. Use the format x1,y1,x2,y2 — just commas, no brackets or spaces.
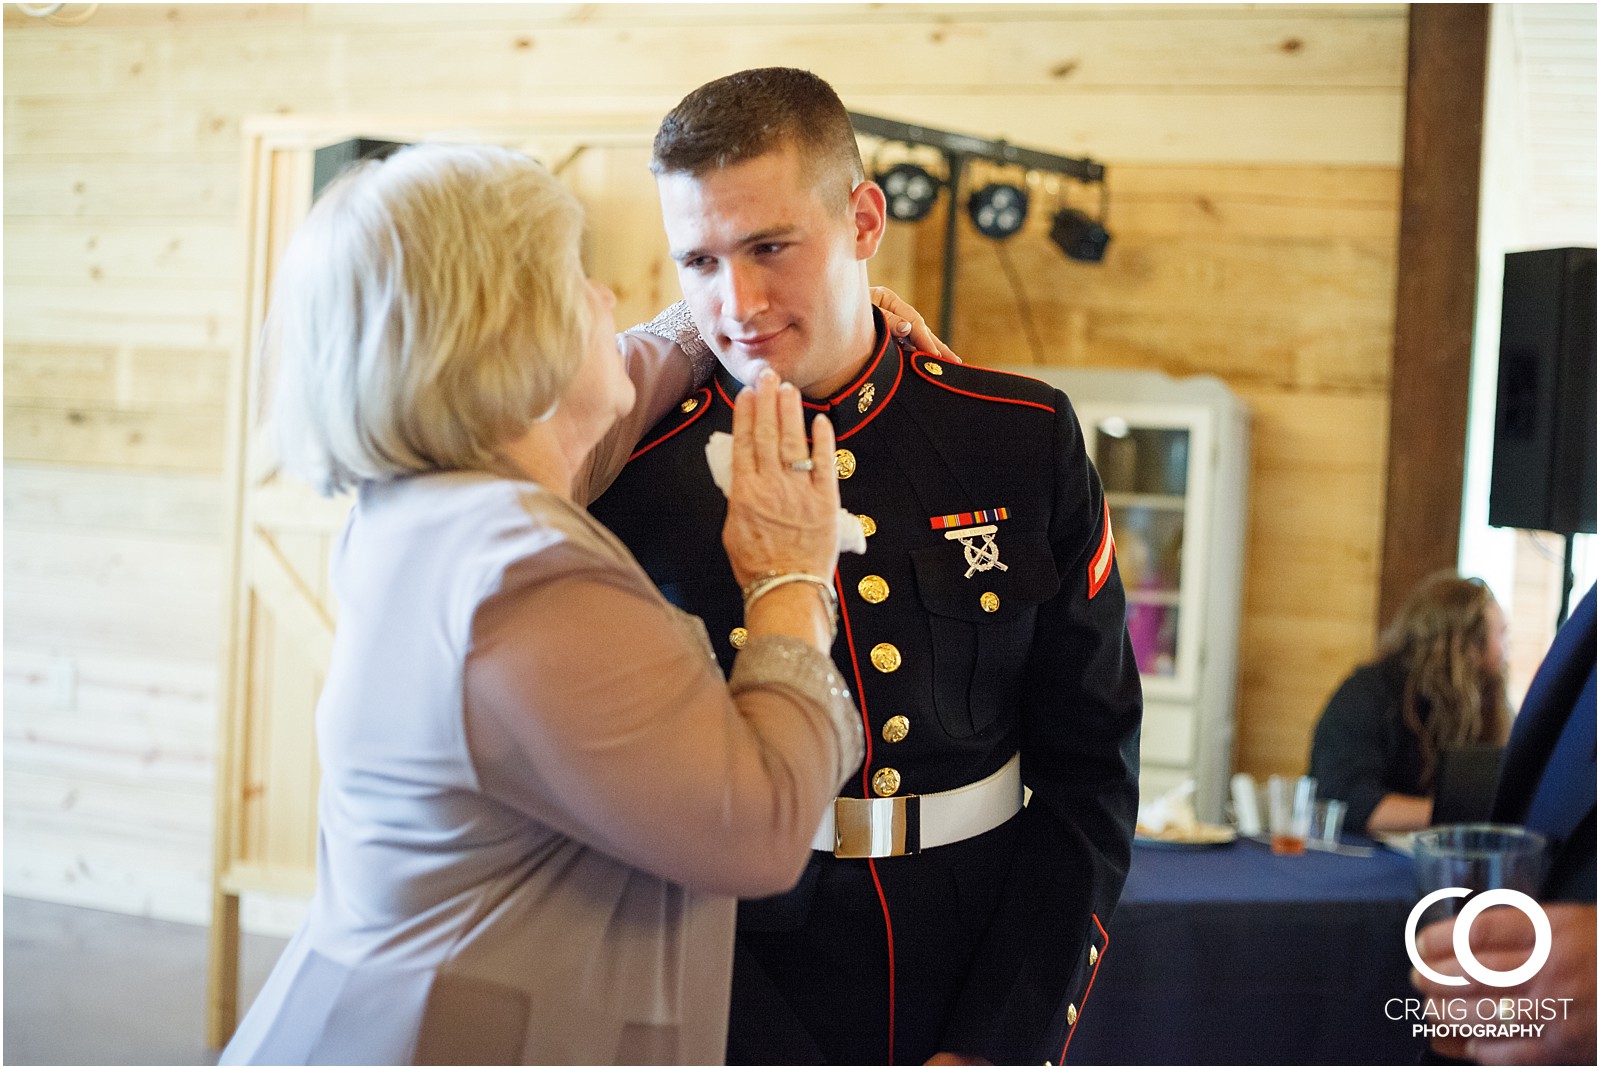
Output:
630,300,715,386
731,635,864,789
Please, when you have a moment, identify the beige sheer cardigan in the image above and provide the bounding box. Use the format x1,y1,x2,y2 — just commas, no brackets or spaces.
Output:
221,328,862,1065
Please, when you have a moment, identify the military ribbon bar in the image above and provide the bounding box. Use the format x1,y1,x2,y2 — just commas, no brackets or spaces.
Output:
929,507,1009,531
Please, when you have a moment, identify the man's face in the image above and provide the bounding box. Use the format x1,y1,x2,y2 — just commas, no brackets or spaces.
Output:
656,142,885,396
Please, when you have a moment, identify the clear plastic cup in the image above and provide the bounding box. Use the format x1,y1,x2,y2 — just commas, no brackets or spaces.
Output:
1268,774,1317,855
1310,798,1347,846
1413,824,1547,896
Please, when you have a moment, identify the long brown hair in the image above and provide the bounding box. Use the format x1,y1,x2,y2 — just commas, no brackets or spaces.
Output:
1377,571,1511,790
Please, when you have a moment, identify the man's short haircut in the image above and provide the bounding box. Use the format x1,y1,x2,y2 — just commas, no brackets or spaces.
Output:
266,143,589,496
651,67,866,206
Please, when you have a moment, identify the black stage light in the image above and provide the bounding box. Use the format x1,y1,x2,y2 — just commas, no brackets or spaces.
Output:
1050,207,1112,262
968,182,1029,239
876,162,941,223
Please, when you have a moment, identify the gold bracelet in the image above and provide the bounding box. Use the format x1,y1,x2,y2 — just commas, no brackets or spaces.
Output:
742,572,839,641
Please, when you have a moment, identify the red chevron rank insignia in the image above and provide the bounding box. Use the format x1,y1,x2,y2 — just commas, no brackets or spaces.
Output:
1088,498,1115,599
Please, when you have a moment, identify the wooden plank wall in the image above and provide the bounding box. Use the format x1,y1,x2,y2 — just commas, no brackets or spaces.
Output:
4,3,1407,923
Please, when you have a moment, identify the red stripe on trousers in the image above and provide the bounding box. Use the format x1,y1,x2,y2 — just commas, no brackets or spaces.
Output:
835,568,896,1064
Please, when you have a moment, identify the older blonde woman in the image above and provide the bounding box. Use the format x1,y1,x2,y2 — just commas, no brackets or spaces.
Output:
220,143,864,1065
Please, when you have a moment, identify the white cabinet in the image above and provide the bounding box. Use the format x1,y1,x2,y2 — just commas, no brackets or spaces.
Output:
1000,367,1250,821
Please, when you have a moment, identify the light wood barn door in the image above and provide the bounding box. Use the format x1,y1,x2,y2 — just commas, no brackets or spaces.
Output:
208,115,672,1047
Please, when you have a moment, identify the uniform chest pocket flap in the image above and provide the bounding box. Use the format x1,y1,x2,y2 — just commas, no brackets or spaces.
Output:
909,530,1060,622
909,530,1060,738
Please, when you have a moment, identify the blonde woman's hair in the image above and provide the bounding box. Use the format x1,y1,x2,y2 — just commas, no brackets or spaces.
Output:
1378,570,1512,789
266,143,589,495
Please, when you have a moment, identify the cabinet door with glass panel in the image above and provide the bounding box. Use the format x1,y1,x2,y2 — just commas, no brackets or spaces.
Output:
1077,403,1215,705
1003,365,1248,818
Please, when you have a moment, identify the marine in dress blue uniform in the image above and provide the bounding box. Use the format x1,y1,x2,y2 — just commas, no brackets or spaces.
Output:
593,307,1141,1066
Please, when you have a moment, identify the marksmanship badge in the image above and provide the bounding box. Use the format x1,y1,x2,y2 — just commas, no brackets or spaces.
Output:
930,508,1011,579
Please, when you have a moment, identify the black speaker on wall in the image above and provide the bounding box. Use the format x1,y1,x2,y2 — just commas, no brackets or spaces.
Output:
1488,247,1597,535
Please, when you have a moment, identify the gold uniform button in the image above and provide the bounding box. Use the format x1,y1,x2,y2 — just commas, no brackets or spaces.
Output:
834,448,857,479
925,361,944,376
1088,945,1099,966
882,715,910,743
679,397,699,413
1066,1003,1078,1027
729,626,748,649
858,575,889,604
980,591,1000,613
870,642,902,673
872,768,901,796
858,514,877,538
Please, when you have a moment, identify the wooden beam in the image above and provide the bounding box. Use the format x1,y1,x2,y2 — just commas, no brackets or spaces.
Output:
1378,4,1488,630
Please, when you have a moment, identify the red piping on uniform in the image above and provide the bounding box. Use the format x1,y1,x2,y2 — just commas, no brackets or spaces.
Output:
627,388,712,461
712,332,900,432
869,858,897,1066
827,327,892,406
1087,497,1115,599
834,566,874,797
714,377,738,411
835,567,895,1065
836,349,904,443
1058,913,1109,1063
910,357,1056,412
714,323,886,414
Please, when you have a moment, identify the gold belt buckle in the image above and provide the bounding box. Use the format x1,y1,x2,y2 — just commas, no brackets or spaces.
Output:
833,795,921,858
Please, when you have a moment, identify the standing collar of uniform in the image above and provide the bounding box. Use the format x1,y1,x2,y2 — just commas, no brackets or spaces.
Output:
710,307,905,442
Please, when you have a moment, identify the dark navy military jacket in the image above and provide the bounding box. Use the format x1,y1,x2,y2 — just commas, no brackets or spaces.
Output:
592,314,1142,1065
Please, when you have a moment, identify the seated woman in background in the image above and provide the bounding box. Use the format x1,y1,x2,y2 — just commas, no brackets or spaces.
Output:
1309,571,1512,835
221,143,864,1065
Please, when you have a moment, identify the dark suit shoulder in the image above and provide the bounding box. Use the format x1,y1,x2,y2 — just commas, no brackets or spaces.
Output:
904,353,1062,417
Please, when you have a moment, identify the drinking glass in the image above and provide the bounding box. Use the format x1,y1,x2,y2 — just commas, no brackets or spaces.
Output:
1268,774,1316,855
1412,823,1548,927
1310,798,1347,846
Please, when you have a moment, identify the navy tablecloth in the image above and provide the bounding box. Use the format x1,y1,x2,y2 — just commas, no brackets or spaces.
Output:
1064,838,1430,1065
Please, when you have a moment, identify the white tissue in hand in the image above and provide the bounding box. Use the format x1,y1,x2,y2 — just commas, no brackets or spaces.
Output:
704,432,735,496
704,431,867,554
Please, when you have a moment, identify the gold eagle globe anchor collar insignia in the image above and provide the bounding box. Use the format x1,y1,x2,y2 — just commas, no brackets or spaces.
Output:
804,320,901,442
856,381,876,413
930,507,1012,578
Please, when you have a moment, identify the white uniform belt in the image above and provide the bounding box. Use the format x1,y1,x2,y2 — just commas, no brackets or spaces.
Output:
810,752,1023,859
